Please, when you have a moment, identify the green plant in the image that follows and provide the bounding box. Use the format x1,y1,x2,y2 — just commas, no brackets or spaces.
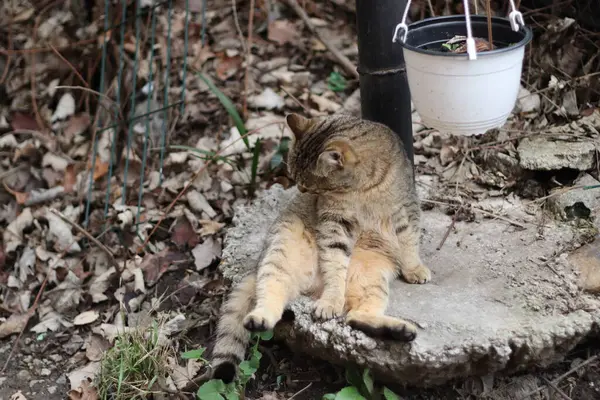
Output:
269,137,290,171
322,368,402,400
95,321,172,400
197,330,274,400
327,71,348,92
196,72,250,150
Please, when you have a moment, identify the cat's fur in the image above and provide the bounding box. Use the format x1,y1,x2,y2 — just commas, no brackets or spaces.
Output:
209,113,430,383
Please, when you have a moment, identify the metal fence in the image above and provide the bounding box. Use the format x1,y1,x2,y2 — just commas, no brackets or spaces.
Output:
83,0,195,230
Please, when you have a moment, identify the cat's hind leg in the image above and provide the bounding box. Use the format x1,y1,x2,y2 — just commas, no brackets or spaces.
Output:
344,247,417,341
244,214,318,332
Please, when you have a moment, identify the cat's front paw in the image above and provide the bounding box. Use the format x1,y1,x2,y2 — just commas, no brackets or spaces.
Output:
313,298,344,320
243,310,277,332
402,264,431,284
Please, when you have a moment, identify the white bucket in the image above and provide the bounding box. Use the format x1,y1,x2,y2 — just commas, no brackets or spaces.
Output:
398,16,533,136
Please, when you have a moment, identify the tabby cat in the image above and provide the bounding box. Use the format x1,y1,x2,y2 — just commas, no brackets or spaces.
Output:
209,113,430,383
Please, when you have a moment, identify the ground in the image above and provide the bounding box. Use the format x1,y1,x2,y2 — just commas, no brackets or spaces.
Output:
0,0,599,399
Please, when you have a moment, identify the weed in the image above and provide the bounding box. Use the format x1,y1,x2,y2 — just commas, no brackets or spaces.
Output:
192,330,274,400
323,367,402,400
95,321,173,400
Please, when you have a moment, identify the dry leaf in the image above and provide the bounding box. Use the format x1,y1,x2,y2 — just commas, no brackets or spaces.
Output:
215,53,242,80
268,19,299,45
10,112,40,131
64,164,77,193
67,362,101,391
46,210,82,253
64,113,91,139
199,219,225,236
73,310,99,326
10,391,28,400
51,93,76,123
3,207,34,253
171,217,199,248
192,237,221,271
67,378,99,400
0,313,29,339
85,334,110,362
88,159,110,181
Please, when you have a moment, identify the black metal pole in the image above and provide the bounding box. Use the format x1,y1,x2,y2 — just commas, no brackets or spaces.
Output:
355,0,414,165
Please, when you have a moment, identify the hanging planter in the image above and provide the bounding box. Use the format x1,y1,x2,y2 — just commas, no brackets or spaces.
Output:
393,1,533,136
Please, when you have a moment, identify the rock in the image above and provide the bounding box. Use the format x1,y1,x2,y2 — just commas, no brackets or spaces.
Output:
548,174,600,221
568,236,600,294
219,184,600,386
517,137,597,171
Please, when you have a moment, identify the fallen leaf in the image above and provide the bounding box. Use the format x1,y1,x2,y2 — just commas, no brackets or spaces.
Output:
67,362,101,391
199,220,225,236
88,159,110,181
0,313,29,339
248,88,285,110
268,19,299,45
73,310,99,326
67,378,99,400
84,334,110,362
168,356,203,390
171,217,199,248
192,237,221,271
46,210,82,253
139,248,172,287
63,164,77,193
187,190,217,218
64,113,91,140
215,53,242,81
3,207,34,253
51,93,76,123
10,112,40,131
10,391,28,400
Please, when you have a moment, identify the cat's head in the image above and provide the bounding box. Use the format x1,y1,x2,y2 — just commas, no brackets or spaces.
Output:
285,113,394,193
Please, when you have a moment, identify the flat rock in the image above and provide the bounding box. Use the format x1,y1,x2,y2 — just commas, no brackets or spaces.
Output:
220,185,600,386
517,137,597,171
548,174,600,222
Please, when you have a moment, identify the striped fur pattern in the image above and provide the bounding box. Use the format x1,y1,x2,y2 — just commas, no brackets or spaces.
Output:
210,113,430,383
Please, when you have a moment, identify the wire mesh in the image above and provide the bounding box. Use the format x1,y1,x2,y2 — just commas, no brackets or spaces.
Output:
83,0,192,231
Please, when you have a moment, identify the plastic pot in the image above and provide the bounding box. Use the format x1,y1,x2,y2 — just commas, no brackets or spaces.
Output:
398,15,533,136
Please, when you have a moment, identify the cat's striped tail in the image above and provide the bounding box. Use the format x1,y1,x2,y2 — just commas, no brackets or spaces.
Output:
210,274,256,383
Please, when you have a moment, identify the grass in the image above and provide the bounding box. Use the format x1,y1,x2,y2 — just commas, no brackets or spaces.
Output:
95,321,173,400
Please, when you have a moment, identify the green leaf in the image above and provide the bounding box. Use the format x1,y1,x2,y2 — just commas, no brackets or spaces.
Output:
362,369,374,395
224,391,240,400
345,368,363,391
327,71,347,92
197,380,226,400
259,330,274,341
322,394,336,400
238,360,256,377
181,348,205,360
334,386,367,400
196,72,249,150
383,386,403,400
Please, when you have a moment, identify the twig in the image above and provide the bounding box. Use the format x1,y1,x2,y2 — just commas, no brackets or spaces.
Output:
288,383,313,400
437,205,463,250
0,22,12,85
49,209,121,272
485,0,493,50
520,355,599,399
541,377,572,400
243,0,256,120
49,44,89,88
280,86,310,112
283,0,358,79
423,199,528,229
0,38,97,56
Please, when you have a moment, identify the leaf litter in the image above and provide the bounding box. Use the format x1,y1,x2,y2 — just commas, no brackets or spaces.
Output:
0,0,599,399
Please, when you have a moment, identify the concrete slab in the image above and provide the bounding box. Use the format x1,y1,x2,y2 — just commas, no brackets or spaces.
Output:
220,184,600,387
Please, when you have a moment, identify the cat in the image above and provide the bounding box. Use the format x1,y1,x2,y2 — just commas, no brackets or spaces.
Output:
209,113,430,383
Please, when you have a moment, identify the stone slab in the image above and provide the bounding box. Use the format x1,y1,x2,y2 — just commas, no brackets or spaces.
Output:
220,185,600,387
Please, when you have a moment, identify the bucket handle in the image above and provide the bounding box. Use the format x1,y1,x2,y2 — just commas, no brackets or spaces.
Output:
392,0,478,60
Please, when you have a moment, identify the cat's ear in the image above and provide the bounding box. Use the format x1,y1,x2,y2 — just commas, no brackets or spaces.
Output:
285,113,311,140
316,141,358,175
